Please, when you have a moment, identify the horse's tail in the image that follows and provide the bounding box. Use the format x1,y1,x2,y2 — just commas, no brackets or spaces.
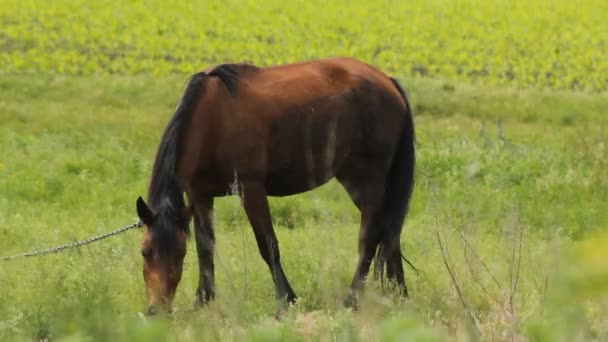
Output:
373,77,416,293
385,77,416,229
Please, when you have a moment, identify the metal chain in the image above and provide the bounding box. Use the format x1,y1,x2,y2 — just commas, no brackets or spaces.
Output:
1,219,143,261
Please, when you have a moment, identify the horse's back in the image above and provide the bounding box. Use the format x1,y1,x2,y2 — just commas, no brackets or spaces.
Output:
246,58,400,101
191,58,408,197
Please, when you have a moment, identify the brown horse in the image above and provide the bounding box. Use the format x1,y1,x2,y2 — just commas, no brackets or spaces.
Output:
135,57,416,315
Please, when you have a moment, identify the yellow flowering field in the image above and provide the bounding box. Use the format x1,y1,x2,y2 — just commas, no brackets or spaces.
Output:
1,0,606,91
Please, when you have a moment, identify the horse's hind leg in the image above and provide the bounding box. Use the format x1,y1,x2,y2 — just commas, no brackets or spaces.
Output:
340,179,386,308
378,228,407,298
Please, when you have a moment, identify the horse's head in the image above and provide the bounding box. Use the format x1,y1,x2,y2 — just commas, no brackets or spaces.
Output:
136,196,190,315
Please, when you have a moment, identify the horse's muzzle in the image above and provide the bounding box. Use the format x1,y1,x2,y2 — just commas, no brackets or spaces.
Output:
145,304,174,317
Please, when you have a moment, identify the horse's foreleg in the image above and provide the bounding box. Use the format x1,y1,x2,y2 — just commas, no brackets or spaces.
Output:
193,196,216,308
240,181,297,306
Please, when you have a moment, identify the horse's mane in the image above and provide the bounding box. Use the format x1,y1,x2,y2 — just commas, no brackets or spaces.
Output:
146,63,258,254
208,63,260,95
146,72,206,253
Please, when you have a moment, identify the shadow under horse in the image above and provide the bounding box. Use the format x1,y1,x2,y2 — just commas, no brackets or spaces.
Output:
134,57,416,315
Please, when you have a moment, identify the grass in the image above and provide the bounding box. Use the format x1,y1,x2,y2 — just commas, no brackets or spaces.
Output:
1,72,607,341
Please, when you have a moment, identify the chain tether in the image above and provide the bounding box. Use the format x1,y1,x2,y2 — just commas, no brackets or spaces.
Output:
2,219,143,261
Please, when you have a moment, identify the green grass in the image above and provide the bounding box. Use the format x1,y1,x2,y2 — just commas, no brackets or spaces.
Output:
1,73,607,341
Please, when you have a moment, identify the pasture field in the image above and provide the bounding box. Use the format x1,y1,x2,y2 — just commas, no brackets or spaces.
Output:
1,0,608,91
1,0,608,341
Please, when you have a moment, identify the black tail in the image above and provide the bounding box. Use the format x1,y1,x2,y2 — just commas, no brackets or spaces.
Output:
385,77,416,228
373,77,416,293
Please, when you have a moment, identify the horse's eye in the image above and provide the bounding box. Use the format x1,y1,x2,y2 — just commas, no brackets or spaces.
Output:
141,248,152,258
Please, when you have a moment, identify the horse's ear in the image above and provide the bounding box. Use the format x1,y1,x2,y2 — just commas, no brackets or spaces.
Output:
136,196,154,225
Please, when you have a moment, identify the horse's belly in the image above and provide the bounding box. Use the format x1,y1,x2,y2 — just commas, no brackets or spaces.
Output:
264,117,353,196
264,159,335,196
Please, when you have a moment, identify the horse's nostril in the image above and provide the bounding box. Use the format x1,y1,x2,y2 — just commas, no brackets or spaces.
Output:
146,305,158,316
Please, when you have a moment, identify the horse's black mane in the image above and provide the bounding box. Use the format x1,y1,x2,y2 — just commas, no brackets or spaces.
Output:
147,63,259,254
208,63,260,95
146,72,206,253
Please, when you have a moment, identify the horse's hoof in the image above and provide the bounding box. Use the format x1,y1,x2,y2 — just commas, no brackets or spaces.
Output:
193,289,215,310
192,297,209,311
343,291,359,310
192,299,202,311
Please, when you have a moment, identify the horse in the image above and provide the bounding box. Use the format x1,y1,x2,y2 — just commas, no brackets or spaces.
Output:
135,57,416,315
